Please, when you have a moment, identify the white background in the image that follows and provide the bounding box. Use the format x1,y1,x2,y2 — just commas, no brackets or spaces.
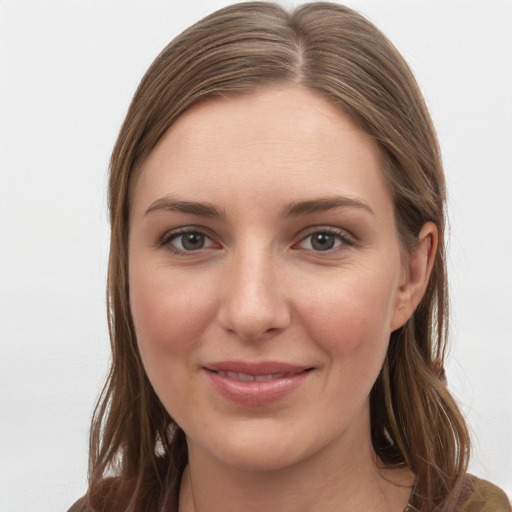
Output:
1,1,511,510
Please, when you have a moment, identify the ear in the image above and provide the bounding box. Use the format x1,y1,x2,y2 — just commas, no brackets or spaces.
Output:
390,222,438,332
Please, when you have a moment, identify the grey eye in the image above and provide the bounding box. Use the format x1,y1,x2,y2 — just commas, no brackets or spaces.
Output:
309,233,337,251
170,232,212,251
298,231,344,251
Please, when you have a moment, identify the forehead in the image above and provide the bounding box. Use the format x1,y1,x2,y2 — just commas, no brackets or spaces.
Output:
132,86,392,220
148,86,379,166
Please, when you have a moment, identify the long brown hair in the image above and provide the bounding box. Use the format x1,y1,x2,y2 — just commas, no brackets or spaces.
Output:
85,3,470,511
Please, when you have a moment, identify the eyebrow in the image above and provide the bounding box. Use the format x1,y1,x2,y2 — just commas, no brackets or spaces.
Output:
281,196,375,217
144,194,374,219
145,196,225,218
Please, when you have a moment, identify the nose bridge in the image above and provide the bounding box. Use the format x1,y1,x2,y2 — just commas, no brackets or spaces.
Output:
218,239,289,340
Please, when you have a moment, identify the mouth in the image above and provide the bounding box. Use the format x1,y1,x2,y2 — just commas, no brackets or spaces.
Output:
205,360,312,375
211,370,304,382
203,361,313,406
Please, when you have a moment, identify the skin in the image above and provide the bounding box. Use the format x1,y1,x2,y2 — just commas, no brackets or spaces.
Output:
128,87,437,512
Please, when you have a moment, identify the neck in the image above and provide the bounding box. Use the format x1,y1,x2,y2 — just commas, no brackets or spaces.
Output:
178,411,413,512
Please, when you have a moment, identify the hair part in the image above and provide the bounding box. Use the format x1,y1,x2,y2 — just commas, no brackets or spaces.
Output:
87,3,470,511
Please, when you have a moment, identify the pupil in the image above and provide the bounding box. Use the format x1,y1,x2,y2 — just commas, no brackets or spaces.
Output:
182,232,205,250
311,233,334,251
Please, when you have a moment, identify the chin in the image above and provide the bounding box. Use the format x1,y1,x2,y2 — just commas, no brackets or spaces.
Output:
185,416,338,474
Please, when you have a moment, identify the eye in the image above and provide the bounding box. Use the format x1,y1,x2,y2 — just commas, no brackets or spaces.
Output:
297,229,352,252
161,229,216,253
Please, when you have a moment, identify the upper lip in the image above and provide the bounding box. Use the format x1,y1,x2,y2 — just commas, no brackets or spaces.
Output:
204,360,312,376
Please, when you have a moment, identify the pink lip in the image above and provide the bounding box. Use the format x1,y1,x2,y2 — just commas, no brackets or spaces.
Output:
203,360,313,407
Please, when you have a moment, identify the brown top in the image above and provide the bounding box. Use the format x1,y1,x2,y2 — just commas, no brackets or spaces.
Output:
456,475,511,512
68,474,511,512
403,474,511,512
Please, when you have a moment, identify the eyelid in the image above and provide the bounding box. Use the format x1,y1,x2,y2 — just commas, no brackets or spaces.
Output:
293,226,356,252
157,226,221,254
156,225,356,255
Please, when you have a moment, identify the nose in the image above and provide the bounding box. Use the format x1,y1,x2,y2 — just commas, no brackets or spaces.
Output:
217,247,291,341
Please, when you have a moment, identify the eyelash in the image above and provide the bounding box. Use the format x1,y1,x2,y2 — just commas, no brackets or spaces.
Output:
158,228,218,255
157,226,355,255
295,227,355,253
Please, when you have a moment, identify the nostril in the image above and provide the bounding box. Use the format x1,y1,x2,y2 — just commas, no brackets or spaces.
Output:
219,309,290,342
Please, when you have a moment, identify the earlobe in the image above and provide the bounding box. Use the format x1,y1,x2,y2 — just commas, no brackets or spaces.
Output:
390,222,438,331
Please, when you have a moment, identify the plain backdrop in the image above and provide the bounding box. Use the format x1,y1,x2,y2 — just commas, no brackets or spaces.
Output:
1,1,511,510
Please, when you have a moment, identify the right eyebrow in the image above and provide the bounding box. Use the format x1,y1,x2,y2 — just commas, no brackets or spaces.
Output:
281,195,375,218
145,196,225,218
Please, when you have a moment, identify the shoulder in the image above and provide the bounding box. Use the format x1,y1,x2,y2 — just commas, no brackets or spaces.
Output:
458,474,511,511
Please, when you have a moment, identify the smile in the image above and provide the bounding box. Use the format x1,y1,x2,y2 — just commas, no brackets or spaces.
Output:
204,362,313,407
213,371,298,382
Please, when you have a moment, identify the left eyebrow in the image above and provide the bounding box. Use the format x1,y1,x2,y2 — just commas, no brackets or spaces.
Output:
281,196,375,217
145,195,225,218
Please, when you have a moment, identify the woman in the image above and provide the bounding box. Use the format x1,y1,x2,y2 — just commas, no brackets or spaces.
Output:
69,2,510,511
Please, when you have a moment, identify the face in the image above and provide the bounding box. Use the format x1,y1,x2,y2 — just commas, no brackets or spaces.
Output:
128,87,414,472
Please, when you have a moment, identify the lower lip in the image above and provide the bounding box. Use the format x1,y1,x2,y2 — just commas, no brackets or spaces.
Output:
205,369,311,407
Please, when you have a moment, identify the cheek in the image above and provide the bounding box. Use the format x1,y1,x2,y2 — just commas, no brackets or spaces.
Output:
293,267,398,368
128,265,221,420
129,264,217,377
